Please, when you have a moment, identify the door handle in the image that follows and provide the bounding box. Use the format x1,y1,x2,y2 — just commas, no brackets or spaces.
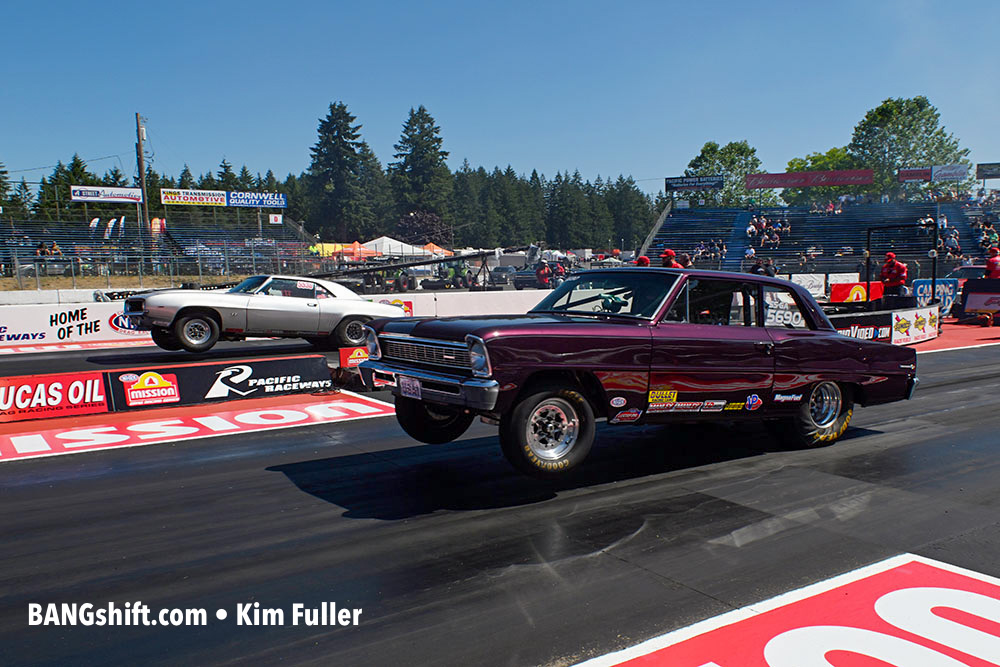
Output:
754,341,774,355
307,302,318,307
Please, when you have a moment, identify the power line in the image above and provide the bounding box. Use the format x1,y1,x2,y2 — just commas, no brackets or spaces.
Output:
7,154,128,174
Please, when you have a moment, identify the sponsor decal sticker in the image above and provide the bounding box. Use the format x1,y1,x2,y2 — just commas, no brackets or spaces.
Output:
122,372,180,407
893,315,911,336
724,402,744,411
774,393,803,403
745,394,763,411
609,396,627,408
339,347,369,368
648,389,678,402
610,408,642,423
701,399,726,412
647,401,703,414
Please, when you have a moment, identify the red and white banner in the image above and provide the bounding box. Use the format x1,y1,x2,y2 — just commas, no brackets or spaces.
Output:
830,281,884,303
578,554,1000,667
745,170,874,189
898,167,932,182
0,372,109,423
160,188,227,206
0,391,394,462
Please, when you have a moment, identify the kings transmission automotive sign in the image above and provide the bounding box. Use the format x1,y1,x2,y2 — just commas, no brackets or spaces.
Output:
0,372,110,423
106,355,333,411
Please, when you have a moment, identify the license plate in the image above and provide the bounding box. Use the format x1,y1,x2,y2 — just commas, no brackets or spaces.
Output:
399,376,422,400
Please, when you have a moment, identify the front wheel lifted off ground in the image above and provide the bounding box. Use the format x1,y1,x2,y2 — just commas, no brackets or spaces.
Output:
172,312,220,353
769,381,853,448
499,382,596,478
150,326,182,351
394,396,474,444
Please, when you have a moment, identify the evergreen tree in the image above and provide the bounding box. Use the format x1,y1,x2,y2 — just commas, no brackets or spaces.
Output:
0,161,10,203
306,101,365,239
453,162,487,247
524,170,547,244
237,165,255,191
389,105,453,232
178,165,195,189
261,169,279,192
216,159,238,190
102,167,128,186
357,143,394,240
10,178,33,219
606,176,653,251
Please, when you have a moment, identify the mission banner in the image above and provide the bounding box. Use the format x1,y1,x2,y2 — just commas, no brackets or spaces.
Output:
745,169,874,189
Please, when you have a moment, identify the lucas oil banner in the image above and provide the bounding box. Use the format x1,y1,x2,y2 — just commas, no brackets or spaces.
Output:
0,372,110,423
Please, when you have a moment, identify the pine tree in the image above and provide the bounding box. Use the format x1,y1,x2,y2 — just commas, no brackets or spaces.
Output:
237,165,255,191
10,178,33,219
216,159,238,190
178,165,195,189
357,143,394,240
0,161,10,203
307,101,365,239
102,167,128,186
452,161,486,247
389,105,453,231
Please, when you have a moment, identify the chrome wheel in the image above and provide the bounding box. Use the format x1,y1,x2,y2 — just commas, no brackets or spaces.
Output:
182,318,212,345
344,319,366,346
525,398,579,461
809,382,842,429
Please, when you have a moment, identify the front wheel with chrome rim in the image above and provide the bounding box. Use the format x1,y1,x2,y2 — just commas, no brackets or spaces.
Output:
172,312,220,353
333,315,369,348
500,382,595,478
770,381,853,449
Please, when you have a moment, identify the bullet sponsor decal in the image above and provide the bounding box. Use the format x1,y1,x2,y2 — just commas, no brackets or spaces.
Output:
0,392,395,462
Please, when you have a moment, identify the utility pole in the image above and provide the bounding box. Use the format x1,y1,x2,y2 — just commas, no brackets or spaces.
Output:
135,113,150,243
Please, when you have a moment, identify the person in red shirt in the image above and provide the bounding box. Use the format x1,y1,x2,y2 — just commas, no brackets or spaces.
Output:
635,255,650,267
987,247,1000,279
660,249,683,269
880,252,908,296
535,260,553,288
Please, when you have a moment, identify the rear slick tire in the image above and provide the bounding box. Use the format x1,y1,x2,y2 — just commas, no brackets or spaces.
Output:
499,382,595,478
771,381,853,448
394,397,474,444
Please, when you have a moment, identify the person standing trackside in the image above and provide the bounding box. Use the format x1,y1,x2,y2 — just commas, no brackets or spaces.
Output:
880,252,908,296
535,259,553,288
660,249,683,268
635,255,650,267
986,247,1000,279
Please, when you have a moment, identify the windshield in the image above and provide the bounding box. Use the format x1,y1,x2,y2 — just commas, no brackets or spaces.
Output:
228,276,269,293
531,271,678,319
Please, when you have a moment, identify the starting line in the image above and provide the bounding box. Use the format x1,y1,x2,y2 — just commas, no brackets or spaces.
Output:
576,554,1000,666
0,391,395,462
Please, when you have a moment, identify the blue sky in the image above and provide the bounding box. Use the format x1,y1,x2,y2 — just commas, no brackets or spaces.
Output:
3,0,997,194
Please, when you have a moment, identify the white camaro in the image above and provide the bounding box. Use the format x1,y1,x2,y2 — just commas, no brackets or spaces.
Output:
124,274,406,352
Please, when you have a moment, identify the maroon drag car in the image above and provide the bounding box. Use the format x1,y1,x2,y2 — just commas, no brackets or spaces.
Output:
360,268,918,477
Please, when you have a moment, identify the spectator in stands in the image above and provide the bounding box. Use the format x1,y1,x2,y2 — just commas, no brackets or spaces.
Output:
746,220,758,239
987,247,1000,279
34,242,48,257
810,202,822,214
677,252,693,268
944,235,961,258
764,258,778,277
748,258,766,275
880,252,908,296
660,249,683,268
635,255,650,267
50,242,63,257
826,201,836,215
718,240,727,259
744,246,756,261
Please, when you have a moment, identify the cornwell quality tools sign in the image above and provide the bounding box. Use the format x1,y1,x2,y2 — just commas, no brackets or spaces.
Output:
106,356,334,411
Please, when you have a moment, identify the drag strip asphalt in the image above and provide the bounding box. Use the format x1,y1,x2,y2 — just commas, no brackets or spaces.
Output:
2,347,999,666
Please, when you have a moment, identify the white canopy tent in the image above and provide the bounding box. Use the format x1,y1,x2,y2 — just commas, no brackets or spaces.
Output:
362,236,433,257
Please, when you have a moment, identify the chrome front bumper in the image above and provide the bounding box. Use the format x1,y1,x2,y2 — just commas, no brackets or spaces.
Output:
906,376,919,400
360,360,499,411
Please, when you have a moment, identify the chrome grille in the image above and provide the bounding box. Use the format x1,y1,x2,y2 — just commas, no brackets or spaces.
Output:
382,338,470,369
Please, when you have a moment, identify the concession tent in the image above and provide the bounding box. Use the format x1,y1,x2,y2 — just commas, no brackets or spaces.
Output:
311,241,379,259
423,242,454,256
362,236,433,257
